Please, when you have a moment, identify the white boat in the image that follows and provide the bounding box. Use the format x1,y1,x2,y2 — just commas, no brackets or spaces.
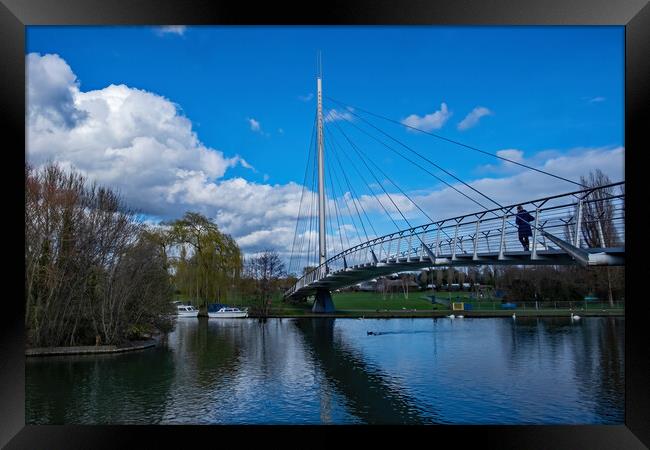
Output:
207,306,248,318
176,304,199,318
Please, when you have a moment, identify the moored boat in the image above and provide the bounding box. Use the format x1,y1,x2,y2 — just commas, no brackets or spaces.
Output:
175,303,200,318
207,303,248,318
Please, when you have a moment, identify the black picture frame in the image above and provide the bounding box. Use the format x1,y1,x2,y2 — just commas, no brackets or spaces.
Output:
3,0,648,448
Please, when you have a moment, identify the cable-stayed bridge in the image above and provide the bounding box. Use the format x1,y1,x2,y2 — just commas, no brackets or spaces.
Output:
284,69,625,312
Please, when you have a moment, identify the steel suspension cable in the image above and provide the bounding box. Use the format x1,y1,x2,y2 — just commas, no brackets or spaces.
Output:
325,104,543,242
326,123,408,233
295,124,319,275
323,171,338,257
328,100,621,226
326,112,458,249
324,104,495,214
325,158,349,254
325,140,366,247
325,96,589,189
328,106,538,253
327,118,463,255
325,125,377,241
325,102,506,211
328,111,435,224
288,114,317,275
304,135,318,272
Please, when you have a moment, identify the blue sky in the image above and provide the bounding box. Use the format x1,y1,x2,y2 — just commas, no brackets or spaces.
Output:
26,26,624,266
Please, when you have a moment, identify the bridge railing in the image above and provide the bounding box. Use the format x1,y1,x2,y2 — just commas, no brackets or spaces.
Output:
286,182,624,297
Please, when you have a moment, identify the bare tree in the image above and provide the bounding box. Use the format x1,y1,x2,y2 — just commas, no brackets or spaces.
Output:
577,169,622,306
580,169,619,247
25,163,174,347
245,250,286,317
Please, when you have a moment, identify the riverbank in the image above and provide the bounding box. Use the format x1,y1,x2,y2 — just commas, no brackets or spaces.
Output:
256,309,624,319
185,291,625,320
264,291,625,318
26,338,158,357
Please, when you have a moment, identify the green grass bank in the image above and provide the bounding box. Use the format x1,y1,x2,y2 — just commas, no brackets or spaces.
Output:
176,291,624,318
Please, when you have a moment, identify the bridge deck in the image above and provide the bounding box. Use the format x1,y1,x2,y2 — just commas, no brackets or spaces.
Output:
285,183,625,300
286,247,624,299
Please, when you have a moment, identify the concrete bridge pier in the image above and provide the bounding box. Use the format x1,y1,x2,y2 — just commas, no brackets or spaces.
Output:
312,289,335,313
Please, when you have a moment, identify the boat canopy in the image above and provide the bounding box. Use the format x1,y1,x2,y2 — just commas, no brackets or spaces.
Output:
207,303,228,313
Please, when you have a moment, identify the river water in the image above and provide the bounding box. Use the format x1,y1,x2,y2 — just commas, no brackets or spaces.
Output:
26,316,624,425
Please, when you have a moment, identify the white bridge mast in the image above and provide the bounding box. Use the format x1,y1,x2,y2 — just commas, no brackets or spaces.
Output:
311,53,335,314
317,53,326,267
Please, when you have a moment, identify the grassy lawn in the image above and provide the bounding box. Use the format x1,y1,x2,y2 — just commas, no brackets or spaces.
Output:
174,291,624,317
331,290,451,311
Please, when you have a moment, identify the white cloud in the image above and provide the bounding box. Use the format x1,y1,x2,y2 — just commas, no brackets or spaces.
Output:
247,117,261,132
457,106,492,130
401,103,451,131
496,149,524,161
489,149,525,171
324,108,354,123
587,96,606,103
237,157,255,170
298,93,314,102
413,146,625,221
357,192,417,218
247,117,271,137
26,53,299,257
156,26,187,36
26,53,87,128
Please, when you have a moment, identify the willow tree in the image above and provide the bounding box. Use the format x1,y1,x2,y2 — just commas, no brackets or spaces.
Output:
168,212,242,307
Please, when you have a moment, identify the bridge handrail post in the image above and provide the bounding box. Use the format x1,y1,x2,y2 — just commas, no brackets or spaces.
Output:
420,230,427,261
386,238,392,262
531,207,540,259
575,199,583,247
419,231,426,260
408,232,413,260
540,220,548,249
452,222,459,260
473,219,481,260
434,224,441,258
498,213,507,260
396,236,402,260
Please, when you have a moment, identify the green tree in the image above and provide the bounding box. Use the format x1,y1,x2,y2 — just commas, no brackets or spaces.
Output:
167,212,242,308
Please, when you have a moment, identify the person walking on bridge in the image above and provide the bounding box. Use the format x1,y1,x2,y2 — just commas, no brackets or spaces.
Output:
515,205,535,251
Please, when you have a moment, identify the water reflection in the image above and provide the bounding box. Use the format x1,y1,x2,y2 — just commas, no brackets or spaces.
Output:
26,346,175,424
295,318,434,424
159,318,352,424
26,317,624,425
